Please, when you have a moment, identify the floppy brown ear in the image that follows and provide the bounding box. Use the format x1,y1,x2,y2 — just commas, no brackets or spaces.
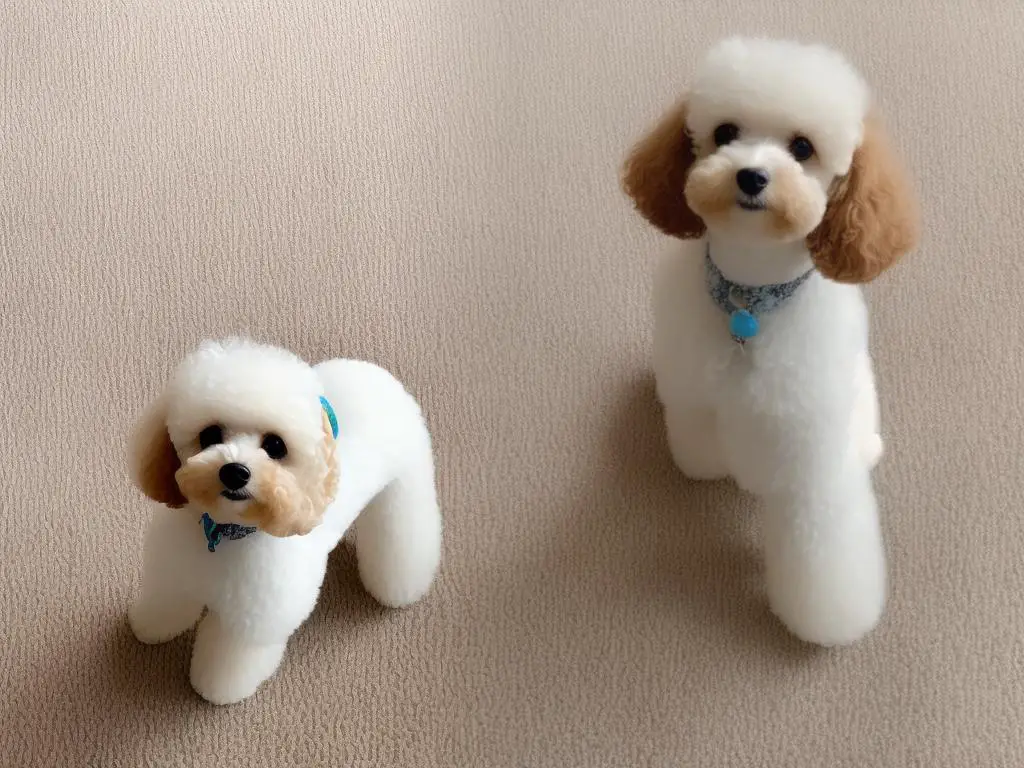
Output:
622,98,706,239
318,409,339,510
128,395,187,508
807,113,920,283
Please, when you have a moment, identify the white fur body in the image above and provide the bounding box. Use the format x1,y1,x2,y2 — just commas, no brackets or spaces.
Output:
654,238,886,646
622,37,917,646
129,357,442,704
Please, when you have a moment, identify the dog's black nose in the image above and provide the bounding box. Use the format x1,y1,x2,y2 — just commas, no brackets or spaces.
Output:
736,167,770,196
219,462,251,491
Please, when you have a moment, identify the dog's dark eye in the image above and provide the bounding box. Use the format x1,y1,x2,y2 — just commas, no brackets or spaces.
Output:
789,136,815,162
198,425,223,449
713,123,740,147
261,434,288,460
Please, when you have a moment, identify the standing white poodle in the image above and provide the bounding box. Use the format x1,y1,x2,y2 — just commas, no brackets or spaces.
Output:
623,38,919,645
127,338,442,704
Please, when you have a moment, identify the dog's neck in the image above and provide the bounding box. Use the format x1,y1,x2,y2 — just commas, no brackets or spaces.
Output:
706,234,814,287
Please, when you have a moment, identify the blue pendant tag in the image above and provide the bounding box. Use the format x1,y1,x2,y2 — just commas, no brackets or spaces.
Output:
729,309,759,342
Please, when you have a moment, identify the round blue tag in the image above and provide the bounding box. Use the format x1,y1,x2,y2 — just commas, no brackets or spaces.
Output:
729,309,759,340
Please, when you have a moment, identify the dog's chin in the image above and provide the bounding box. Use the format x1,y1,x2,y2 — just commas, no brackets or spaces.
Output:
698,200,819,244
204,493,256,526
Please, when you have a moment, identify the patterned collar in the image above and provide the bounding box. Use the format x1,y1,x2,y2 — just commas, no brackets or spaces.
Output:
705,246,814,345
200,512,257,553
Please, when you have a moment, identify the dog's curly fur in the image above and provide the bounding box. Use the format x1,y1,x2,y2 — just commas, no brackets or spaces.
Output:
127,338,442,704
623,38,919,646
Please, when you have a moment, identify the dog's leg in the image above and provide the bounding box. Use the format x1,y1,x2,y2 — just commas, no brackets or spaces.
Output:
761,458,887,646
128,521,203,644
189,557,327,705
189,611,288,706
354,459,442,608
853,351,884,469
723,400,887,646
663,406,729,481
129,593,204,645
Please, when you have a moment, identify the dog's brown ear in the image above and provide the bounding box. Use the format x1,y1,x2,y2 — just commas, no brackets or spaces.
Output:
622,97,706,239
128,394,187,508
319,409,339,510
806,113,919,283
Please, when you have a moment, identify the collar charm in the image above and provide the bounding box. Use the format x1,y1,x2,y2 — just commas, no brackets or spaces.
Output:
728,307,760,343
705,247,814,345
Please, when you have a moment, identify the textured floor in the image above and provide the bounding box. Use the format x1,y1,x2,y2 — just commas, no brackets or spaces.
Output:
2,1,1023,766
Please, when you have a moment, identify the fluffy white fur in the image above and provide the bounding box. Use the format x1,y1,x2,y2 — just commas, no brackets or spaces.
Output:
127,338,442,704
654,251,886,647
633,39,911,645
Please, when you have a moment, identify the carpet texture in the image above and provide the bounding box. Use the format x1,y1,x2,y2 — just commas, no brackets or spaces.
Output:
2,1,1022,766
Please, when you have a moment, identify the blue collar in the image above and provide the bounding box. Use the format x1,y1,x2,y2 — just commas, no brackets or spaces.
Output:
705,246,814,344
201,512,257,553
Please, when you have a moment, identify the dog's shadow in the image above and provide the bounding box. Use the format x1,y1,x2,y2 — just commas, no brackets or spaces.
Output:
517,373,817,659
2,542,395,762
4,616,204,763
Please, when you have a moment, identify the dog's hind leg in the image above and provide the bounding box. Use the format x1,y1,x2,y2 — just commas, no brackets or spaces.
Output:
354,456,442,609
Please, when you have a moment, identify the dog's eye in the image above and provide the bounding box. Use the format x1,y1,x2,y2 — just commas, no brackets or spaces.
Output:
198,425,223,449
261,434,288,460
713,123,740,147
789,136,815,162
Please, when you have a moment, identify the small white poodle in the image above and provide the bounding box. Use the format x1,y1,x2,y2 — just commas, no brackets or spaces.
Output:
127,338,442,704
623,38,919,645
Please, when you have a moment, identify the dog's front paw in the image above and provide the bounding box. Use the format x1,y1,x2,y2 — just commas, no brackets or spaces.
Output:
128,599,202,645
770,584,886,647
765,526,887,647
189,614,287,705
189,645,286,706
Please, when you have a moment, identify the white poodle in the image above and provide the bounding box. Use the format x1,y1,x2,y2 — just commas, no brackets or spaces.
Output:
127,338,442,704
623,38,919,645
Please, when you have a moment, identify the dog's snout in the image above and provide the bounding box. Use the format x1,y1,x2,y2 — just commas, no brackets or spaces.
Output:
219,462,251,491
736,168,770,196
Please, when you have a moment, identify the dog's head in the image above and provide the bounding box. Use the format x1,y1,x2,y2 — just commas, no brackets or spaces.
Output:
623,37,919,283
128,338,339,537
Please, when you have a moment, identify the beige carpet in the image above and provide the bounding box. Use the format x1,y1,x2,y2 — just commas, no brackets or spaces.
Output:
2,1,1022,766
